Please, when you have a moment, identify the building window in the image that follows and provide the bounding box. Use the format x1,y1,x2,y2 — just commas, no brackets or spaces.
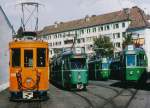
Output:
87,28,91,33
63,33,65,38
49,43,52,47
80,29,84,34
59,34,62,38
113,33,120,39
101,26,103,31
116,42,121,48
93,27,96,32
113,23,119,29
113,35,115,39
122,32,126,37
122,22,125,28
107,25,110,30
80,38,85,43
77,39,80,43
117,33,120,38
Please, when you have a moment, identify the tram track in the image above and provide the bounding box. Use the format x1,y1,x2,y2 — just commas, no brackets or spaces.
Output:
88,82,138,108
72,92,95,108
89,82,120,94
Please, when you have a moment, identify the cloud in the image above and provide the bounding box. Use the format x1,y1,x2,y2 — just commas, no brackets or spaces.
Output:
0,0,149,31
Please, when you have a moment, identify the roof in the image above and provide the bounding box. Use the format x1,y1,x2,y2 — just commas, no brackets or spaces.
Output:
127,6,150,30
39,6,150,36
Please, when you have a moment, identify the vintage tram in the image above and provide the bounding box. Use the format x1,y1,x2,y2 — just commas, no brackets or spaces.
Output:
88,58,110,80
111,45,147,83
9,33,49,101
51,48,88,90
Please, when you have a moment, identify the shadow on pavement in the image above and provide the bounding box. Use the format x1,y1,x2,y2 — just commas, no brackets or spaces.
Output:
110,81,150,91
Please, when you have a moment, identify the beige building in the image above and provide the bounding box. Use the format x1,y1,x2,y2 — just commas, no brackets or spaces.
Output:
39,6,150,58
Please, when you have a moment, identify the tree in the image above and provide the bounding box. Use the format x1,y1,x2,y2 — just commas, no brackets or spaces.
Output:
122,33,133,49
93,36,114,58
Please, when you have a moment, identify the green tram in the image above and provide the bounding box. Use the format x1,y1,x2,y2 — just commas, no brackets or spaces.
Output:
51,49,88,90
111,45,147,83
88,58,110,80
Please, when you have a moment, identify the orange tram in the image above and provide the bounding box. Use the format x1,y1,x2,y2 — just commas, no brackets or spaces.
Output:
9,36,49,101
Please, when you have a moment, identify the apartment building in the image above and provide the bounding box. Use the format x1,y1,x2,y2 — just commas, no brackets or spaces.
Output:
39,6,150,58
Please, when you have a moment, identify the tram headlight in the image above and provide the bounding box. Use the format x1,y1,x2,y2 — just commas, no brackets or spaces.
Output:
129,71,133,75
69,74,72,78
26,78,32,85
78,75,81,80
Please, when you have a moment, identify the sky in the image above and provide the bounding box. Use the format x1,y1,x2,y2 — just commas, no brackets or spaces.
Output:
0,0,150,32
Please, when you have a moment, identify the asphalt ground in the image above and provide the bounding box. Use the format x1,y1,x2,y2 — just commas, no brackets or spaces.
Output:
0,80,150,108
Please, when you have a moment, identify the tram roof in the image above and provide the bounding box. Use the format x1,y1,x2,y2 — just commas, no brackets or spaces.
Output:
124,46,145,54
9,40,48,48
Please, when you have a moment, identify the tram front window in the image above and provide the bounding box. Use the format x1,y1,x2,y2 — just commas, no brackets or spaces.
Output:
137,54,145,66
37,48,46,67
126,54,136,66
12,48,20,67
70,58,86,69
24,50,33,67
102,63,109,69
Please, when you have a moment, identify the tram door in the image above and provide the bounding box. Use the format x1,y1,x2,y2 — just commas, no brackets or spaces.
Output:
36,48,49,89
22,48,36,89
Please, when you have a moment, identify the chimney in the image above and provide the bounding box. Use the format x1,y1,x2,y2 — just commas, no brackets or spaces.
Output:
123,8,130,19
54,21,59,28
92,15,96,17
85,15,90,22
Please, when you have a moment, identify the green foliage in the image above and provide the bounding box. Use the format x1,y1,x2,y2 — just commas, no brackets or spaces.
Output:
94,36,114,57
123,33,133,49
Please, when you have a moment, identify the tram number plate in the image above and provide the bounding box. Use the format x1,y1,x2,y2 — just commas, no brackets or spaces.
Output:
23,91,33,99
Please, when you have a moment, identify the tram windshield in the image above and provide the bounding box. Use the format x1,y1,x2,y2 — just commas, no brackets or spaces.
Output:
12,48,21,67
24,50,33,67
126,54,136,66
102,63,109,69
70,58,86,69
137,54,145,66
37,48,46,67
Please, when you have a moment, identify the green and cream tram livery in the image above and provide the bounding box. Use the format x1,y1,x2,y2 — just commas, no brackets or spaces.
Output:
51,48,88,90
120,45,147,82
88,58,110,80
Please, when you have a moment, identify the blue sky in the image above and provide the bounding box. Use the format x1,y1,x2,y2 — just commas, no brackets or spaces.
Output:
0,0,150,31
